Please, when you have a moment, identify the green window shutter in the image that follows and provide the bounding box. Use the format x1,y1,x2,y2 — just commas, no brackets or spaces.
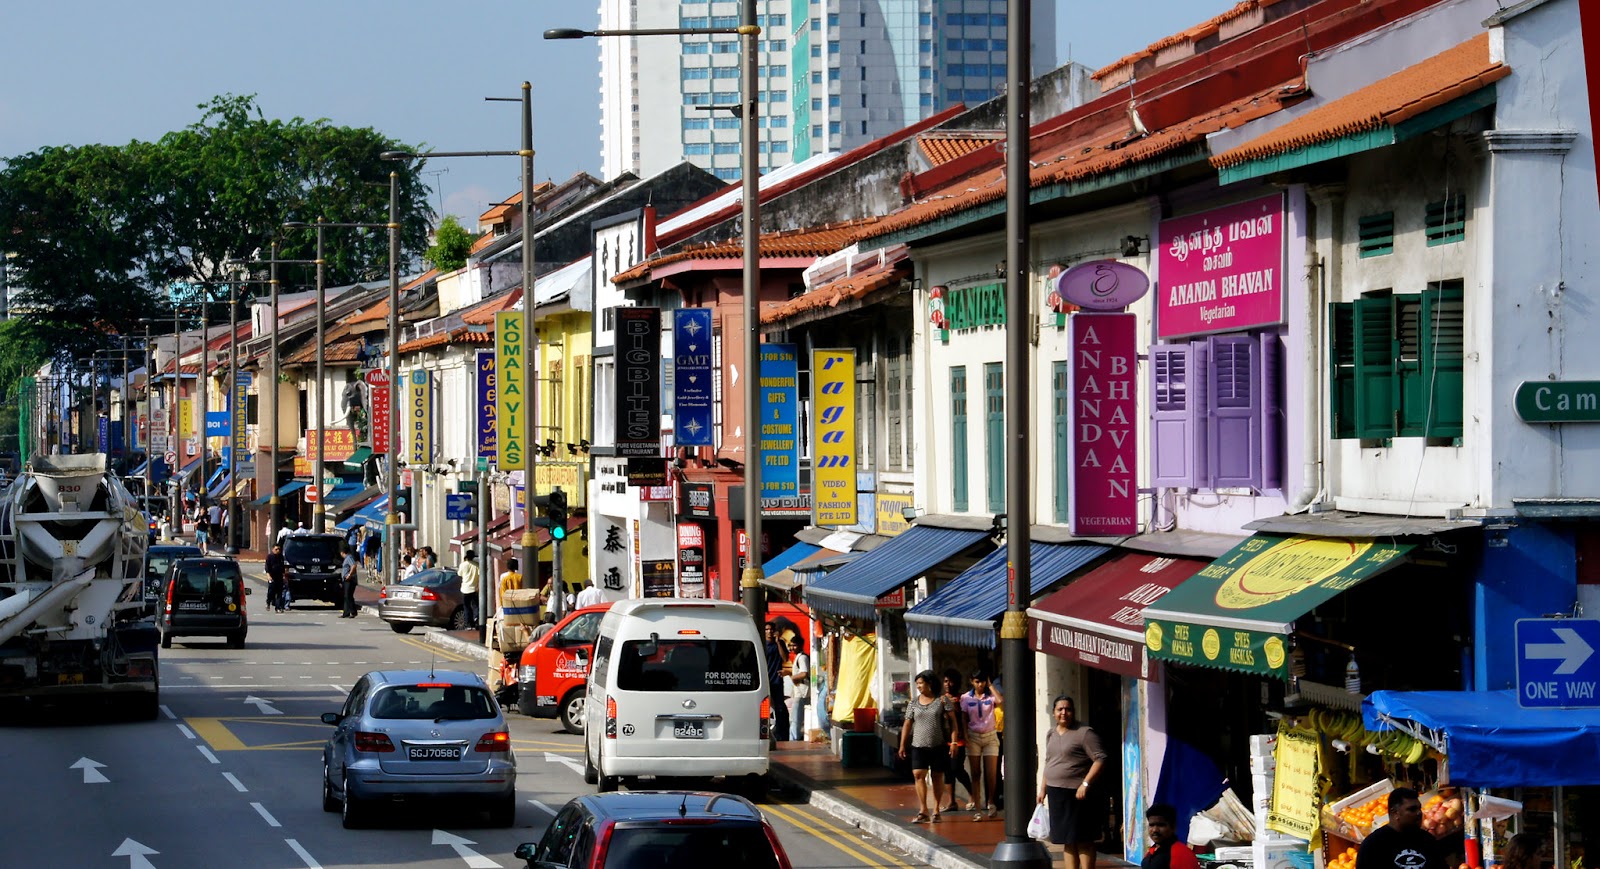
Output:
1422,280,1466,438
1394,294,1428,437
1425,195,1466,246
1358,212,1395,258
1329,303,1357,439
951,366,968,512
1353,296,1398,438
1053,361,1070,523
985,363,1004,513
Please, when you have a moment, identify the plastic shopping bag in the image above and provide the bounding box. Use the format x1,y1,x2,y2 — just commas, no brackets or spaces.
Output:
1027,803,1050,840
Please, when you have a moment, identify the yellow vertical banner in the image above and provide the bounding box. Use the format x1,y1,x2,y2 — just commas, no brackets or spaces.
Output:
407,370,432,466
495,312,526,470
1267,722,1321,839
176,391,192,456
811,349,856,525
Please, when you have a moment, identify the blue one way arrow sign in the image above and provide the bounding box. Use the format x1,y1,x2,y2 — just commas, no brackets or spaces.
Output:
1516,618,1600,708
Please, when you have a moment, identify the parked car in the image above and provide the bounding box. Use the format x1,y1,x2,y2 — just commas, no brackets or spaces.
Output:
515,603,612,732
140,544,202,616
378,568,466,633
321,669,516,829
159,556,249,649
281,533,347,605
514,791,792,869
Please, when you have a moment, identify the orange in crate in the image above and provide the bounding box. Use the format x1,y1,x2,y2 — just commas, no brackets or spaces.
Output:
1338,794,1388,829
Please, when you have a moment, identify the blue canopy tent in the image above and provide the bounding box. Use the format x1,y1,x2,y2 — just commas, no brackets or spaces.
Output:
335,496,388,532
1364,689,1600,787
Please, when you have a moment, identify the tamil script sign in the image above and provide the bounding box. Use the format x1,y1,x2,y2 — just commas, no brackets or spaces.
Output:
811,349,856,526
1157,193,1285,338
1068,313,1137,536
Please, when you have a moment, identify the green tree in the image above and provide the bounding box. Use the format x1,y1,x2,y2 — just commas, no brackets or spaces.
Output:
423,215,478,273
0,94,436,369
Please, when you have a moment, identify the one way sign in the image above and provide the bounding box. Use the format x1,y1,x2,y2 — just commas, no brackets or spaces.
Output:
1516,618,1600,708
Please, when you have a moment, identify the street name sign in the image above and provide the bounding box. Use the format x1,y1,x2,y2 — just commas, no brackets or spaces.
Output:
1516,617,1600,708
1515,381,1600,423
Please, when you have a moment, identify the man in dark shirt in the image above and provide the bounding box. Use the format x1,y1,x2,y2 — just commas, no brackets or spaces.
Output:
1142,803,1200,869
763,622,788,744
264,544,287,612
1358,788,1445,869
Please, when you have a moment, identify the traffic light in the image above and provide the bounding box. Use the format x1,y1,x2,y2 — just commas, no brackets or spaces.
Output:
531,487,569,541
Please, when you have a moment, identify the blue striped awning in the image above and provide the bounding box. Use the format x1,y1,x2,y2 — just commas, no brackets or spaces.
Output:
803,525,991,620
249,479,309,509
207,473,233,500
763,541,821,576
323,481,366,507
905,541,1111,648
336,496,388,531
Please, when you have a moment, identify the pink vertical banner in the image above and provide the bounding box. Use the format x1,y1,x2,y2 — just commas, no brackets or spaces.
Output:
1156,193,1285,338
1068,312,1138,536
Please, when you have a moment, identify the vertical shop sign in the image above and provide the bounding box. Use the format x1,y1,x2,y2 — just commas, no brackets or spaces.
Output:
811,349,856,525
407,370,432,465
177,392,192,457
475,350,497,463
758,343,800,508
232,372,251,456
615,307,662,456
677,521,706,598
1267,723,1320,838
1068,313,1137,535
1157,193,1286,338
495,312,525,470
365,368,391,454
673,308,714,446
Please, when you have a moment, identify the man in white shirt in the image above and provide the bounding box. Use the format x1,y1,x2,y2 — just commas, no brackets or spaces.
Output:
574,579,605,609
788,639,810,741
291,522,309,536
207,502,222,527
457,551,481,629
276,524,293,544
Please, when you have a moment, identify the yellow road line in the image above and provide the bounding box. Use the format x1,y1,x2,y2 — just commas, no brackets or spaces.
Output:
396,636,471,662
762,801,914,868
186,717,333,751
187,718,248,751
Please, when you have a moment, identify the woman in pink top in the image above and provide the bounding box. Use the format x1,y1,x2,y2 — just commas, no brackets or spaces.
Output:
958,669,1003,819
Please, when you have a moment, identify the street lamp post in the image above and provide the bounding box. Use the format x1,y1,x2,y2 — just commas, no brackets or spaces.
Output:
546,5,767,627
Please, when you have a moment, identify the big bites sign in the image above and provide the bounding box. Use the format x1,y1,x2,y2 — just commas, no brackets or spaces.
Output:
1068,313,1137,536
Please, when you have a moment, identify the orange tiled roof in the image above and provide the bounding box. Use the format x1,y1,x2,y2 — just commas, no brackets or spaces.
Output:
1211,33,1508,169
1093,0,1264,82
284,338,364,366
860,84,1296,244
918,133,1002,166
613,219,878,284
761,258,910,325
460,288,521,325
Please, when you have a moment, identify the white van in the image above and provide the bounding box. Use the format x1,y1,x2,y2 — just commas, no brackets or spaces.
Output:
580,599,771,795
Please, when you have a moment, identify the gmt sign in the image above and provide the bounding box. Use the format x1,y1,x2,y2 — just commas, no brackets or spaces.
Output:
1516,618,1600,708
1515,380,1600,423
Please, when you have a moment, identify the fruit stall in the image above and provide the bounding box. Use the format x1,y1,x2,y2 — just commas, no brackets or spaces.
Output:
1363,689,1600,869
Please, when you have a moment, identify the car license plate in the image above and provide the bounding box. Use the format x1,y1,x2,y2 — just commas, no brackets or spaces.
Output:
391,589,414,599
673,721,706,739
178,601,207,611
57,672,84,685
408,746,461,761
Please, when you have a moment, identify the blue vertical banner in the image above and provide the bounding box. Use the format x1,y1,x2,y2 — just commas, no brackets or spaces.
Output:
232,371,251,458
98,417,109,453
758,343,800,506
673,308,714,446
614,307,663,457
475,350,497,463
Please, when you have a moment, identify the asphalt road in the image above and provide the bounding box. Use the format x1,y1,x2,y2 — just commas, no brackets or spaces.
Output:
0,587,927,869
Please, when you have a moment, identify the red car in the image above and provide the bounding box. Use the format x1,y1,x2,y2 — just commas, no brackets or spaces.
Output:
515,604,611,732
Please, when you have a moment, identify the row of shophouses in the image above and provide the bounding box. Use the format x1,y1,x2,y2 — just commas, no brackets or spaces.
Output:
117,0,1599,859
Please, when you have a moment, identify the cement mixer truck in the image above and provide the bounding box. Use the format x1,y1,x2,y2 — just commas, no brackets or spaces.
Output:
0,454,158,719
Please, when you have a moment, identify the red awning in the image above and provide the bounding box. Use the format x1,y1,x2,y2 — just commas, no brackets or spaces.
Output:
486,516,589,553
1027,552,1209,681
451,514,510,549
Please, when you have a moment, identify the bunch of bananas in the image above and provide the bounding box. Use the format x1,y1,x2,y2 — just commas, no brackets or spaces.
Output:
1305,708,1429,765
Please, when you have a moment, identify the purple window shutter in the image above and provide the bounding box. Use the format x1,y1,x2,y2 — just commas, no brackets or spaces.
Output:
1207,334,1261,490
1150,343,1194,488
1192,340,1210,488
1260,333,1285,492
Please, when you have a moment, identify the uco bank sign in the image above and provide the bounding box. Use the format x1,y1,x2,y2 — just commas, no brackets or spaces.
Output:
1067,313,1137,535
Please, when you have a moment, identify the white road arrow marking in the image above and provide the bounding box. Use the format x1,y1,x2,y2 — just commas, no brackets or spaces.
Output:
431,829,500,868
1528,627,1596,675
112,838,158,868
244,695,282,715
71,757,109,784
544,751,584,775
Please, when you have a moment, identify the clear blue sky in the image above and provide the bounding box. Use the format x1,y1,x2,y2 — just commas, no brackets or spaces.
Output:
0,0,1223,225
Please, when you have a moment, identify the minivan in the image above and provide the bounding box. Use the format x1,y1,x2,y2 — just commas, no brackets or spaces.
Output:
515,603,612,732
281,533,347,604
159,556,250,648
580,599,770,797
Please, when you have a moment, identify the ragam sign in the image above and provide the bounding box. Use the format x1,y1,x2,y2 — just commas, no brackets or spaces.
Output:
1515,381,1600,423
1516,618,1600,708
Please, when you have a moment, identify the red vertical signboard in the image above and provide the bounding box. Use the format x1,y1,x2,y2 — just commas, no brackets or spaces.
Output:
1068,313,1137,536
366,369,391,454
1586,2,1600,205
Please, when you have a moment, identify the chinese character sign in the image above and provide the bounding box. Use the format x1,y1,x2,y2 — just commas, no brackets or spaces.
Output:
476,350,497,462
673,308,714,447
495,311,526,470
1068,313,1137,535
811,349,856,525
407,370,432,466
614,307,662,457
759,344,799,506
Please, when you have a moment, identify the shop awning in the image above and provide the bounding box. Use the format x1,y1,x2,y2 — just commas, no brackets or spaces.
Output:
130,459,150,477
171,457,204,484
1364,690,1600,788
204,466,227,494
322,480,366,507
761,547,852,593
1029,552,1212,681
249,479,309,509
452,514,511,548
336,496,388,531
486,517,588,553
763,542,821,576
905,542,1109,648
207,473,233,501
1142,534,1414,678
331,484,381,515
803,525,992,620
343,446,373,468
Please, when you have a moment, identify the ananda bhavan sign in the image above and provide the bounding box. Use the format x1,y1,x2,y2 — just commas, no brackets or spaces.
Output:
1157,193,1285,339
1067,312,1137,536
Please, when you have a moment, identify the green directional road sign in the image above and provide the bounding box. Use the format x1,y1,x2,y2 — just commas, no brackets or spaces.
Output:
1516,381,1600,423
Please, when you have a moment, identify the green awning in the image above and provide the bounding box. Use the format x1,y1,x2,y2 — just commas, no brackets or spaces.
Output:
342,446,373,468
1142,534,1414,678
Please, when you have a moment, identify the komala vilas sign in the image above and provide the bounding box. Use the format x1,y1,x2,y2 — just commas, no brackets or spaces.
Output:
1068,313,1137,535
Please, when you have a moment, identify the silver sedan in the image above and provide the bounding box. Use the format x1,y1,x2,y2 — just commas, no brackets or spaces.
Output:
321,669,517,828
377,568,466,633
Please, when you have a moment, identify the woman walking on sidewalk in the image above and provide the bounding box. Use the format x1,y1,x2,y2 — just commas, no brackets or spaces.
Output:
939,668,973,812
1039,693,1108,869
960,669,1004,820
897,670,957,824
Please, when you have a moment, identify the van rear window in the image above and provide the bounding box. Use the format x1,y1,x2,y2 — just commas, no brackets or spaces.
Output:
616,639,760,692
602,824,780,868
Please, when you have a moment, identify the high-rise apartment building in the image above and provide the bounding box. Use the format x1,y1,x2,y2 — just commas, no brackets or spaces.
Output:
597,0,1057,182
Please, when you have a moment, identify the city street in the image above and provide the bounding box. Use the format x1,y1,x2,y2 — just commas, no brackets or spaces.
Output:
0,587,927,869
